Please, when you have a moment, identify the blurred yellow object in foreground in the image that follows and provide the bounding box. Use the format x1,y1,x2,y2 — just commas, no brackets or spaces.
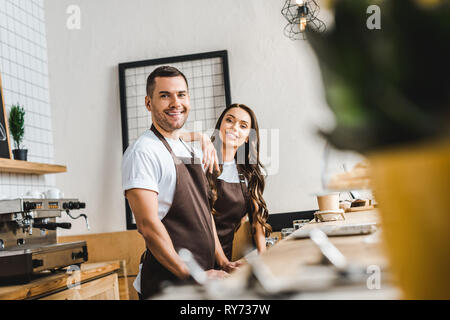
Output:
415,0,444,8
369,140,450,299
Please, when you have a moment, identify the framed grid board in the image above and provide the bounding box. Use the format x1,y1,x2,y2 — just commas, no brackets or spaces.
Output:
0,73,12,159
118,50,232,230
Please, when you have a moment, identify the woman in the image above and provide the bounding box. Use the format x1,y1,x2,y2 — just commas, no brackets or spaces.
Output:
182,104,272,271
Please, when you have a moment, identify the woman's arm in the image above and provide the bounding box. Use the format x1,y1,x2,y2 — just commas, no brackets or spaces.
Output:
250,199,267,254
179,131,219,174
253,219,267,254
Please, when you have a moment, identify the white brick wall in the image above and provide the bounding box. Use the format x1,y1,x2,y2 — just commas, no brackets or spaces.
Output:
0,0,55,199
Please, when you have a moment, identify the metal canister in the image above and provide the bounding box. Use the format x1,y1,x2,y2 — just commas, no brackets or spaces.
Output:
293,219,310,230
265,236,278,248
281,227,294,239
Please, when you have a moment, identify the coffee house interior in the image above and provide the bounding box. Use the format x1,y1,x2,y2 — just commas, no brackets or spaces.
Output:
0,0,448,300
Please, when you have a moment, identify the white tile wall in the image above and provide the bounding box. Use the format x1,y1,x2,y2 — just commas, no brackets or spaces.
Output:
0,0,55,199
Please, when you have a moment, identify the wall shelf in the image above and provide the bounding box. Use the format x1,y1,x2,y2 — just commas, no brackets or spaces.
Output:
0,158,67,175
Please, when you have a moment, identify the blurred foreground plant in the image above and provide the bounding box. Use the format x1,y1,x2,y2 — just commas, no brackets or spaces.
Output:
307,0,450,153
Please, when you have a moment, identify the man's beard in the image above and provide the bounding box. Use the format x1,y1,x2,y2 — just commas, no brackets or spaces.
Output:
152,107,188,132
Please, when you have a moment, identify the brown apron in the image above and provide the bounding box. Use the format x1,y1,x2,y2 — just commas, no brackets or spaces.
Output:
140,125,215,299
213,167,251,262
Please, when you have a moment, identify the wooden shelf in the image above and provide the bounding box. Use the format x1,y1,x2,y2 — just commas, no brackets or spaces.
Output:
0,158,67,175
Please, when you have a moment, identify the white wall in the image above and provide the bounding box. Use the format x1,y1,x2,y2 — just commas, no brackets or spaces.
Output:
0,0,56,198
44,0,352,236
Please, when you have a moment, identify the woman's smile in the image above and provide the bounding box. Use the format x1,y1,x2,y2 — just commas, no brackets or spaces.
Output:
225,131,239,140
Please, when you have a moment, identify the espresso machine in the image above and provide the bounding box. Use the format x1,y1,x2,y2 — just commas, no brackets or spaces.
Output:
0,198,89,284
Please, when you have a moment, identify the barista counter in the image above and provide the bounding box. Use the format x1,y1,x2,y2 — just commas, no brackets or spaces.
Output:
264,209,388,273
229,209,401,299
151,209,401,300
0,261,122,300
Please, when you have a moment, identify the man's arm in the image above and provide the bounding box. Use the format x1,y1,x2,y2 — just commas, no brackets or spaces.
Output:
126,188,229,280
126,188,190,279
211,216,242,273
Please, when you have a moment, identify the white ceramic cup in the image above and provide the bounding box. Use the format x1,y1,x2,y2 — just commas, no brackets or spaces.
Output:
24,190,44,199
45,188,64,199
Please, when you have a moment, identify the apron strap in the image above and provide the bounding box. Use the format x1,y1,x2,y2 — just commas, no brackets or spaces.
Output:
237,167,257,245
237,166,251,218
179,139,196,165
150,125,195,163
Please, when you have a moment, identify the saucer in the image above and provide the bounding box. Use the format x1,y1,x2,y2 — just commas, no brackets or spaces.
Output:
314,209,346,222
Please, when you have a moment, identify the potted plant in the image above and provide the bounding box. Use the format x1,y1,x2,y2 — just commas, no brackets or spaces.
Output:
9,104,27,161
306,0,450,299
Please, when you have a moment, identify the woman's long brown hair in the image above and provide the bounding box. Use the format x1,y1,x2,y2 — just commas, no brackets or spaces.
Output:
207,104,272,236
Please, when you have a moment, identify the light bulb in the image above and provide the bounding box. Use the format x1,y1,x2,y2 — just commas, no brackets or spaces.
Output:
300,16,307,32
296,0,305,6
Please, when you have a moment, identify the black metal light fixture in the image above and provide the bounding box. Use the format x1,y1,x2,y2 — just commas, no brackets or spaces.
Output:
281,0,326,40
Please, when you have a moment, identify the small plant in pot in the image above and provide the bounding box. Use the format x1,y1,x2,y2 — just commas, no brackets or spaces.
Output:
9,104,27,161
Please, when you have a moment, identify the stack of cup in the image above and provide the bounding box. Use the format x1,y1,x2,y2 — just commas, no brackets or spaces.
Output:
314,192,345,222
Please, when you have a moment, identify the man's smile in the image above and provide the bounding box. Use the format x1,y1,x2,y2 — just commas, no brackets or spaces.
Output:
164,109,185,118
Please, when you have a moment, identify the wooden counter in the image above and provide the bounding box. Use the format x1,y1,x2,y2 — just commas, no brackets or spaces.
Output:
0,261,121,300
262,209,389,276
225,209,400,299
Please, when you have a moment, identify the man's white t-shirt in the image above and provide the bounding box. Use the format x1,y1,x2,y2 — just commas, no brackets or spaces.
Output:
122,129,204,294
122,130,243,294
122,129,203,220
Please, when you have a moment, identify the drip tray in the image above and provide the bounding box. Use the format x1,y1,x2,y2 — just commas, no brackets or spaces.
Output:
0,241,88,284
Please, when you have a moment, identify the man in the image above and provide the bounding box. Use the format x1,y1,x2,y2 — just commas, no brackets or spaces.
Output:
122,66,228,299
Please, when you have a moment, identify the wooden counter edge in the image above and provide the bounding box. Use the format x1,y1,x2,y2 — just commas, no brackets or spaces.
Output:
0,261,121,300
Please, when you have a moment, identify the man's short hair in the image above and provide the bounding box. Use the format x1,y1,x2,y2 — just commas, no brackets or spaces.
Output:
146,66,189,97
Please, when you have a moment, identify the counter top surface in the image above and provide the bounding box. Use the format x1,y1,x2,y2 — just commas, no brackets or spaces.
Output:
260,209,388,276
216,209,399,299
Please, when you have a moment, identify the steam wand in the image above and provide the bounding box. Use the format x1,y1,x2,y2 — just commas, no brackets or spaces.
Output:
65,210,90,230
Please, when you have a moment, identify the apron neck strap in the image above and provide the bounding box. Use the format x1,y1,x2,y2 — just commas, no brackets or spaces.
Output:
236,164,246,185
236,165,251,213
151,125,195,162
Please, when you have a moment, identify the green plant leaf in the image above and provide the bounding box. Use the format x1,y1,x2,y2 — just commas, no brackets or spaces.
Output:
9,104,26,150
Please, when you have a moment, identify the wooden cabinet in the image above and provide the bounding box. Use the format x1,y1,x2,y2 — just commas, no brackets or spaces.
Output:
58,231,144,300
0,261,122,300
40,273,119,300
